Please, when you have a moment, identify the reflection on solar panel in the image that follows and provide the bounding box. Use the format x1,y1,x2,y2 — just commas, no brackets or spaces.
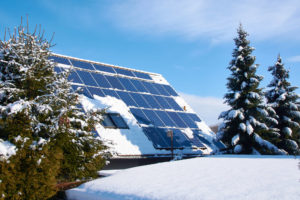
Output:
51,54,214,151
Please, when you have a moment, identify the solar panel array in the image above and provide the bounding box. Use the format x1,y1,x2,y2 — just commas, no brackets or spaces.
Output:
50,55,213,150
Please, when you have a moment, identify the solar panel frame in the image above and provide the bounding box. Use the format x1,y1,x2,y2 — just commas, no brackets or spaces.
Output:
155,110,177,127
141,81,160,95
102,89,121,99
142,109,166,127
91,72,112,88
130,108,151,125
153,96,173,109
130,93,151,108
105,75,126,90
116,91,138,107
166,111,188,128
130,79,149,93
76,70,98,87
142,94,162,109
118,77,138,92
93,63,116,74
87,87,105,97
68,70,84,84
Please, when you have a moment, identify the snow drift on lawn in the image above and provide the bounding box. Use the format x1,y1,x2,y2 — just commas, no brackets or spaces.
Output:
67,155,300,200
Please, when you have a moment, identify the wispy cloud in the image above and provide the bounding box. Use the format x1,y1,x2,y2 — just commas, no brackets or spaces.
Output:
107,0,300,43
287,55,300,62
179,93,229,126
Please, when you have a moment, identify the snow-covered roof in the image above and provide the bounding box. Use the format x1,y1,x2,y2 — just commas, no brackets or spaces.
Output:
50,54,225,157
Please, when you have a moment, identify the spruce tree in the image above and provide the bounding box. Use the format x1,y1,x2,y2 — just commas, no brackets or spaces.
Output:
217,25,285,155
0,21,107,199
266,55,300,155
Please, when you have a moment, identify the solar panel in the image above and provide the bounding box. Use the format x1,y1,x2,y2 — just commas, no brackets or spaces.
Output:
88,87,105,97
102,89,120,99
69,59,95,70
117,91,138,107
114,67,135,77
91,73,112,88
130,93,151,108
76,70,98,86
130,108,151,125
133,71,152,80
68,71,83,84
118,77,138,92
49,56,71,65
93,63,116,74
105,75,125,90
51,55,214,151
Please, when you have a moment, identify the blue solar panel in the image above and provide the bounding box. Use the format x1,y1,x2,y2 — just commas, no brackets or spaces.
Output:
49,56,71,65
91,73,112,88
118,77,138,92
166,112,188,128
164,97,183,111
141,81,160,95
155,111,177,127
130,93,151,108
152,83,170,96
69,59,95,70
142,94,162,109
102,89,120,99
116,91,138,107
153,96,172,109
130,108,151,125
193,130,210,145
71,85,93,99
54,66,62,73
93,63,116,74
133,71,152,80
68,71,83,84
142,127,169,148
178,113,198,129
130,79,149,93
162,85,178,96
114,67,135,77
171,129,192,148
105,75,125,90
88,87,105,97
142,109,165,127
188,113,202,122
76,70,98,86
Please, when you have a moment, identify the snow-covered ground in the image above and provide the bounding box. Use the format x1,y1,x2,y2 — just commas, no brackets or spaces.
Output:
67,155,300,200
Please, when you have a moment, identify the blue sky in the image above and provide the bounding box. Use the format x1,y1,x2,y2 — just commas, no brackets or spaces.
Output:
1,0,300,125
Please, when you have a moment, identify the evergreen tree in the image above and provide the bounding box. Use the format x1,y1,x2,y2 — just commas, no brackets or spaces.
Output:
0,21,107,199
217,25,285,155
266,55,300,155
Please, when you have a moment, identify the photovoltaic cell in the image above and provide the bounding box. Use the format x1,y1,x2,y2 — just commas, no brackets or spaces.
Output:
142,94,162,109
142,109,165,127
164,97,183,111
76,70,98,86
133,71,152,80
153,96,172,109
188,113,201,122
69,59,95,70
155,110,177,127
54,66,62,73
102,89,120,99
118,77,138,92
142,127,169,148
141,81,160,95
91,73,112,88
87,87,105,97
130,108,151,125
130,79,149,93
152,83,170,96
171,129,192,148
71,85,93,99
178,113,198,129
68,71,83,84
117,91,138,107
166,112,188,128
105,75,125,90
130,93,150,108
49,56,70,65
114,67,135,77
162,85,178,96
93,63,116,74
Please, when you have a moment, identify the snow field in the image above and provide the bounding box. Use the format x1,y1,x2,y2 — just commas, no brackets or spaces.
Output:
67,155,300,200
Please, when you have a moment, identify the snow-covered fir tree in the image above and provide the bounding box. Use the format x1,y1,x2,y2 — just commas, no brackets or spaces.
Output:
0,22,107,199
217,25,285,155
266,55,300,155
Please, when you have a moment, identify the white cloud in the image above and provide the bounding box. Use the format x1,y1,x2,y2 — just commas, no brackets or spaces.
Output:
179,93,229,126
287,55,300,62
107,0,300,43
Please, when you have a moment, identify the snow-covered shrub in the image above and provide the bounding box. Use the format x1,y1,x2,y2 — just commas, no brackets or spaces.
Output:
217,25,284,155
0,21,107,199
266,56,300,154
